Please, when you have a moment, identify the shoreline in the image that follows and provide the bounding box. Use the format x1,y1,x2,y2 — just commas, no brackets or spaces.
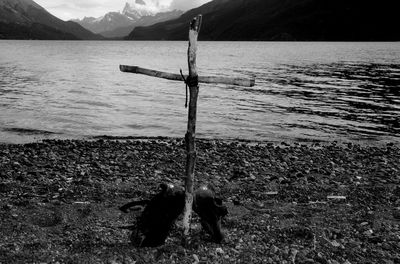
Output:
1,134,399,148
1,138,399,263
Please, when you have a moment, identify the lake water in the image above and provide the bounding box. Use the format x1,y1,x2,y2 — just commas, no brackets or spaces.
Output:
0,40,399,144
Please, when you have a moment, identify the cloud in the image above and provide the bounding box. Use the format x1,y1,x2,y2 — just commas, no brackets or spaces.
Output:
169,0,211,10
35,0,128,20
34,0,212,20
130,0,211,11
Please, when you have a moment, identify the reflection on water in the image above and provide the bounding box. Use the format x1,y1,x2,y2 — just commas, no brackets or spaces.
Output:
0,41,399,144
262,62,400,138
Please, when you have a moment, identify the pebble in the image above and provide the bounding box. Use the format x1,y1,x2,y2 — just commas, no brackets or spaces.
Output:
328,260,340,264
290,248,298,263
3,204,12,210
231,249,240,254
330,240,341,247
363,229,374,236
393,209,400,219
192,254,199,264
215,248,224,255
327,196,346,200
270,245,279,254
1,139,399,263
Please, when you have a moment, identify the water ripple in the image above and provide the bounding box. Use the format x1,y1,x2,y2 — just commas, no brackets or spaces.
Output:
0,41,399,144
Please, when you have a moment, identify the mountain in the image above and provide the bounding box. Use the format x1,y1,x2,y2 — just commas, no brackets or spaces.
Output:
126,0,399,41
0,0,102,40
72,12,134,35
122,0,155,20
100,10,183,39
0,22,79,40
73,1,182,39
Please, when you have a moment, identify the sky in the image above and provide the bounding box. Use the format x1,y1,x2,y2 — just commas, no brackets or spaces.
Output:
34,0,212,21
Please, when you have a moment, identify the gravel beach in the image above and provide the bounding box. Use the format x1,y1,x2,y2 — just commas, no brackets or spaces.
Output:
0,138,399,263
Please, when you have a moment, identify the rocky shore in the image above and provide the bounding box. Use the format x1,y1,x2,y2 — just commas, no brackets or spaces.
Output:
0,138,399,263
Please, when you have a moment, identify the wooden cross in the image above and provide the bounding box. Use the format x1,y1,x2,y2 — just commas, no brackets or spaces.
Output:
120,15,255,242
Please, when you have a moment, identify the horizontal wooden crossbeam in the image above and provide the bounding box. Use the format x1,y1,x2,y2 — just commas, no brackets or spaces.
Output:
119,65,255,87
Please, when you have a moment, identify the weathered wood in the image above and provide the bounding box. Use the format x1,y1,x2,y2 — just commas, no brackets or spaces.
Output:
119,14,256,246
182,14,202,240
119,65,255,87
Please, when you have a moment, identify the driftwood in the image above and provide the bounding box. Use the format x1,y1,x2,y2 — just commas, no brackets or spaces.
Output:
119,65,255,87
119,14,256,246
182,14,202,240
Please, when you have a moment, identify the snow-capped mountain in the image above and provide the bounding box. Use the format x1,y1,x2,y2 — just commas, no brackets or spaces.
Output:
122,0,156,21
74,12,133,34
101,10,183,39
72,0,182,38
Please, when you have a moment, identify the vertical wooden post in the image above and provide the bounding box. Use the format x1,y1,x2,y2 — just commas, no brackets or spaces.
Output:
182,15,202,240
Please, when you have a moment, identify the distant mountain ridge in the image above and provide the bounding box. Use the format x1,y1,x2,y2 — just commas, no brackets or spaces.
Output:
0,0,102,40
73,13,134,36
127,0,399,41
100,10,183,38
72,1,182,38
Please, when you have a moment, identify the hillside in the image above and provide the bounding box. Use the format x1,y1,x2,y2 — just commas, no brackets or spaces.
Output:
0,0,102,40
127,0,399,41
0,22,79,40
